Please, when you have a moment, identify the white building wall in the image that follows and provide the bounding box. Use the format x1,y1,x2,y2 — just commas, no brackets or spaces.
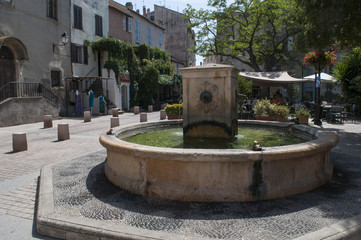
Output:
71,0,109,77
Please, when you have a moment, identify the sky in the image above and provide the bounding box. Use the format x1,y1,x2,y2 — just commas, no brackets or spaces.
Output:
114,0,209,14
113,0,211,65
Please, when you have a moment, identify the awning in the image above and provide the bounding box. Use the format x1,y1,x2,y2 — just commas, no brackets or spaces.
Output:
239,71,313,84
303,73,336,83
0,36,29,60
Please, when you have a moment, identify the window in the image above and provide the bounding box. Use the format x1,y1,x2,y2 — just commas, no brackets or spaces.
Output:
51,70,61,87
95,14,103,36
159,32,163,45
135,20,140,43
148,26,152,46
73,5,82,30
128,18,132,33
123,16,127,31
46,0,57,20
71,43,88,64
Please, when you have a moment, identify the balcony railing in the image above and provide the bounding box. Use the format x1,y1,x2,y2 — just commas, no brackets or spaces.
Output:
0,82,59,106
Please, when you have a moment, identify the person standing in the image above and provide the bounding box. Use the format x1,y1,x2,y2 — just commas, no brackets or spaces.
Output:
88,89,94,115
75,90,83,116
99,95,106,115
69,89,76,115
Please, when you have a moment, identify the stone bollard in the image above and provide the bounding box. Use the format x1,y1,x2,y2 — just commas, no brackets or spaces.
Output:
112,108,119,117
140,113,147,122
134,106,140,115
43,115,53,128
12,133,27,152
160,110,166,120
148,105,153,112
110,117,120,128
58,123,70,141
84,111,91,122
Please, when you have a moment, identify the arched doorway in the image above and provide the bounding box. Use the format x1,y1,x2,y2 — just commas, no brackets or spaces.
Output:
0,46,15,87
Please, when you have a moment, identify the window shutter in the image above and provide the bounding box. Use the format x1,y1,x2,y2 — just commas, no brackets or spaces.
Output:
71,43,76,62
83,45,88,64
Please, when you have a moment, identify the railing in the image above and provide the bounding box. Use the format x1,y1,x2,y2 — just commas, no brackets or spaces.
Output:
0,82,59,106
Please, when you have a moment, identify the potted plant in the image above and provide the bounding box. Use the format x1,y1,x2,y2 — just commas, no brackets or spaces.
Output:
254,99,273,121
269,104,290,122
164,103,183,119
296,107,311,124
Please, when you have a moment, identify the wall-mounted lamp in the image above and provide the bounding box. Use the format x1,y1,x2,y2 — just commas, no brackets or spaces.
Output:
53,32,69,52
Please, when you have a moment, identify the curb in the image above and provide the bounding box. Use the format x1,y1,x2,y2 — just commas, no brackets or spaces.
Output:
37,163,361,240
293,214,361,240
36,165,209,240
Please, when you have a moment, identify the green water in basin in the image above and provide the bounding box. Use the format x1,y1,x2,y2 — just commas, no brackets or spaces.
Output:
122,127,308,150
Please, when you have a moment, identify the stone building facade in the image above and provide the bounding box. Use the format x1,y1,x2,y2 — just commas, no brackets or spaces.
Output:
146,5,196,72
0,0,72,121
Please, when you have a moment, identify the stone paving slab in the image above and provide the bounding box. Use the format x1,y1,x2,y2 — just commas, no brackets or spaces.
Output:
1,114,361,239
37,120,361,240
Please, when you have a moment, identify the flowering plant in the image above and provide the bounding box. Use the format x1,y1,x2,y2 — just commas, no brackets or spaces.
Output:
304,50,337,69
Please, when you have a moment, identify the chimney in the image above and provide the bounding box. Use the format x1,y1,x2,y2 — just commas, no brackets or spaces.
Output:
147,8,150,14
125,2,133,10
136,9,140,14
143,6,146,16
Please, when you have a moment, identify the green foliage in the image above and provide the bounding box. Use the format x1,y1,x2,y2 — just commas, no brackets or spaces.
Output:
287,84,301,105
295,0,361,49
86,37,173,108
296,107,311,118
164,103,183,116
254,99,289,121
184,0,302,71
138,62,159,108
238,76,252,95
269,104,290,122
333,47,361,115
254,99,273,116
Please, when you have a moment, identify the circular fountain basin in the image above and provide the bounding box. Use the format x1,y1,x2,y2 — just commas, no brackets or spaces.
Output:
99,120,338,202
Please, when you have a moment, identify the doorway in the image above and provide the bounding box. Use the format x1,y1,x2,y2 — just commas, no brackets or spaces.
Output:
0,46,15,87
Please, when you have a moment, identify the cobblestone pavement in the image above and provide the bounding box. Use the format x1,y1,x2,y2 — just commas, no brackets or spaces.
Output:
0,115,360,239
0,112,161,239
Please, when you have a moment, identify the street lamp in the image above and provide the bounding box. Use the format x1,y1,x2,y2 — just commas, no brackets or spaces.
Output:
53,32,69,52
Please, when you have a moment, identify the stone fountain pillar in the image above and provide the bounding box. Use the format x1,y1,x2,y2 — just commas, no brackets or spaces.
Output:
181,64,239,139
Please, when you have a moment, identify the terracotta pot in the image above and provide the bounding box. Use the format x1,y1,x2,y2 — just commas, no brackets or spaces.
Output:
167,114,183,120
255,115,273,121
298,115,309,125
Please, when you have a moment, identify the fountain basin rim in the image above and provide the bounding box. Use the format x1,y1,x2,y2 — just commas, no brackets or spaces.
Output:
99,120,338,161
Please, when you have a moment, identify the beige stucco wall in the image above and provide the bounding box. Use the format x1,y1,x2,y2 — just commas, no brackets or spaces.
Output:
0,0,72,85
108,6,132,44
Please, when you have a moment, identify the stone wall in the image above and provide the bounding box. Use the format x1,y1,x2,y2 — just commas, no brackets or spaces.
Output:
0,97,59,127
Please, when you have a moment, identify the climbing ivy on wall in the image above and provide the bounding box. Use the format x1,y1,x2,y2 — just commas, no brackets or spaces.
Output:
85,38,174,108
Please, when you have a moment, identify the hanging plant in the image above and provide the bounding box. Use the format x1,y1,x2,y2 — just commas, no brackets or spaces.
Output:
304,50,337,69
86,37,173,107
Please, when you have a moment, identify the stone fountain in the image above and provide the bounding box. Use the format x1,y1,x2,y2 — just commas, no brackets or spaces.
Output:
182,64,238,139
99,64,338,202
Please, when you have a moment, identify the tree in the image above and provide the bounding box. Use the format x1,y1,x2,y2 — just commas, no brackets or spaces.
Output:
184,0,302,71
295,0,361,49
333,48,361,114
286,83,301,106
238,76,252,96
86,38,173,108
